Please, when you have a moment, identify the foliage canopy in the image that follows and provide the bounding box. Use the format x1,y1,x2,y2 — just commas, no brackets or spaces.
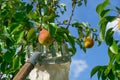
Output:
0,0,120,80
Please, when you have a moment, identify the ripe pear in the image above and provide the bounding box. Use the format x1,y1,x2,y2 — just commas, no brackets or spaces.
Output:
38,29,53,46
84,36,94,48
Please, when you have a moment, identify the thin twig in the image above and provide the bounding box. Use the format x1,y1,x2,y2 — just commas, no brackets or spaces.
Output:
38,1,42,16
66,1,76,29
56,19,72,26
38,0,43,30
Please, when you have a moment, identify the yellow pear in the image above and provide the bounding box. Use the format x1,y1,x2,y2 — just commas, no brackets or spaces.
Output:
84,36,94,48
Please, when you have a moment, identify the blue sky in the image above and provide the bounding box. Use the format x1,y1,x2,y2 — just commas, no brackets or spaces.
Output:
57,0,120,80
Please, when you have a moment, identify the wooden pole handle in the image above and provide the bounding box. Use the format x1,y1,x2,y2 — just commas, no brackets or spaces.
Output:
13,62,34,80
13,52,40,80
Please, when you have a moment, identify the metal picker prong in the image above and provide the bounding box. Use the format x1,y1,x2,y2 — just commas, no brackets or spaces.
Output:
29,52,41,65
13,51,41,80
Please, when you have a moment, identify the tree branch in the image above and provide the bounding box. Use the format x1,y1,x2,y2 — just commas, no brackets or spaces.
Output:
66,1,76,29
38,0,43,30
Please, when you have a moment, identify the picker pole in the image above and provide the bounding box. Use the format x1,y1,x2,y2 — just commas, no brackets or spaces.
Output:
13,52,40,80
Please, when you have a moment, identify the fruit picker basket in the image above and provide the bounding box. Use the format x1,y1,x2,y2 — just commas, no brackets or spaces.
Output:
13,41,71,80
36,41,71,64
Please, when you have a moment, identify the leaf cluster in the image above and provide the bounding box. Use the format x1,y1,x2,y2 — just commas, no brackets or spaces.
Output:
91,0,120,80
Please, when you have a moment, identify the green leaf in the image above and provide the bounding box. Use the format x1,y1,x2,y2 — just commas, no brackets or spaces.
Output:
68,47,76,56
109,41,118,54
55,27,69,42
102,72,107,80
97,66,107,80
72,21,82,28
99,21,108,41
55,33,64,42
0,55,3,63
27,28,36,41
91,28,97,32
14,12,26,22
77,0,82,6
99,16,116,41
60,3,66,14
15,30,24,44
4,51,14,63
64,33,76,55
1,62,6,73
108,70,115,80
8,23,22,34
98,66,107,80
67,34,75,48
42,14,56,22
105,28,114,46
6,36,14,47
105,48,116,76
12,57,21,71
84,0,87,6
116,53,120,64
96,0,110,16
100,9,111,18
114,62,120,73
56,27,69,33
27,11,38,20
26,4,33,13
61,31,76,56
108,47,116,62
98,17,107,26
104,65,112,76
3,26,9,36
115,7,120,13
83,47,86,53
105,16,116,22
43,6,49,15
90,66,101,78
63,20,68,25
48,23,58,37
78,27,83,41
1,2,7,9
97,70,102,80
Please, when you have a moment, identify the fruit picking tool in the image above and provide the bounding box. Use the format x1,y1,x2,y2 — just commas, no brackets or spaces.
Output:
13,42,71,80
13,52,41,80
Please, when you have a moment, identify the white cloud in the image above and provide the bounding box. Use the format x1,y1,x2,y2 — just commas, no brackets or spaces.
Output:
70,59,88,78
